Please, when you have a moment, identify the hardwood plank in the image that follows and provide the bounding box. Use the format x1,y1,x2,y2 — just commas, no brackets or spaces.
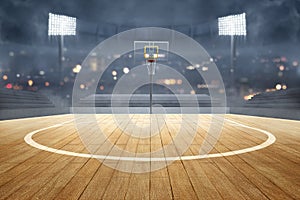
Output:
54,159,100,200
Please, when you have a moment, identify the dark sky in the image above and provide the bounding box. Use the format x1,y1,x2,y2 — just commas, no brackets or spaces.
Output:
0,0,299,91
0,0,300,44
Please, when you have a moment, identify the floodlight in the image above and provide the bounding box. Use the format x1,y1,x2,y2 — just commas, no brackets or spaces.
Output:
48,13,77,81
217,13,247,89
218,13,246,36
48,13,76,36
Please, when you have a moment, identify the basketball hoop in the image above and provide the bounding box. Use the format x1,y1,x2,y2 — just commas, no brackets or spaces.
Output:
144,45,158,75
144,45,160,113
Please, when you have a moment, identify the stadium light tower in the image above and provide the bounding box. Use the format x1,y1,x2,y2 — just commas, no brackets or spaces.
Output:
48,13,77,82
218,13,246,88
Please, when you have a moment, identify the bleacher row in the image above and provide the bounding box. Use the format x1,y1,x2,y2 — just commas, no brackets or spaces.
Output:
0,88,299,120
1,88,299,109
78,94,222,107
245,88,300,109
0,89,55,109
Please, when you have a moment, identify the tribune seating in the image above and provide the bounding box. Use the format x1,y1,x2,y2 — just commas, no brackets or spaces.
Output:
0,89,55,109
245,88,300,109
78,94,222,107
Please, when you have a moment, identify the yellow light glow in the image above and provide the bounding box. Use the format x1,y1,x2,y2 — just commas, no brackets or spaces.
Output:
80,84,85,89
186,66,195,70
45,82,50,87
28,80,34,86
169,79,176,85
244,94,254,100
279,65,285,71
282,84,287,90
73,64,82,73
202,66,208,71
2,75,8,80
112,70,117,76
163,79,177,85
164,79,170,85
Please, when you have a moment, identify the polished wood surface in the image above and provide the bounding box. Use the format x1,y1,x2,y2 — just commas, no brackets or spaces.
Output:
0,114,299,199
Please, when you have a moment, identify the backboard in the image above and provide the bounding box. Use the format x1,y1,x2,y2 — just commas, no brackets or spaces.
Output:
134,41,169,63
144,45,159,60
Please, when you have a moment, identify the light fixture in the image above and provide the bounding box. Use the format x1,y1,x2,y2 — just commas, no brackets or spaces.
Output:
218,13,247,88
218,13,246,36
48,13,77,81
48,13,76,36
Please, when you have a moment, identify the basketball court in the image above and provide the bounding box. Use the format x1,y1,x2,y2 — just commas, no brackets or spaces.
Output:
0,114,299,199
1,1,300,199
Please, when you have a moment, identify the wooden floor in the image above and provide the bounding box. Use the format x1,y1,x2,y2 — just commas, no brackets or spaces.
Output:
0,114,299,199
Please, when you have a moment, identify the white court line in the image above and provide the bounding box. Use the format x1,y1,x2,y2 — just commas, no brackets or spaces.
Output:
24,118,276,162
0,114,71,123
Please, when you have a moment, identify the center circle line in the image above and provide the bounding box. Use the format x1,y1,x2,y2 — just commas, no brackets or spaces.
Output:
24,118,276,162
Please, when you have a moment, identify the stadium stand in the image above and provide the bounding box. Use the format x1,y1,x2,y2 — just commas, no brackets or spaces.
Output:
0,89,69,120
0,89,55,109
78,94,222,107
245,88,300,109
231,88,300,120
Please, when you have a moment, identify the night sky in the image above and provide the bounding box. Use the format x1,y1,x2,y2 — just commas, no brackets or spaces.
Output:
0,0,300,97
0,0,300,44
